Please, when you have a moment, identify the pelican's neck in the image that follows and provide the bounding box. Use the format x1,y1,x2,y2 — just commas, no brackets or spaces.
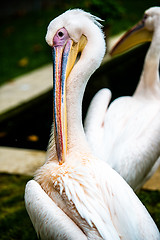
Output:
134,25,160,98
66,27,105,155
47,22,105,162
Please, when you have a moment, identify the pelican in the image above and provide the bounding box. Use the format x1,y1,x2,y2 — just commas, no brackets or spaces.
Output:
25,9,160,239
85,6,160,192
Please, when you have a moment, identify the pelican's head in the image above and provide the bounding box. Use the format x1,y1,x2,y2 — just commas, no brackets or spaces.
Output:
46,9,105,164
110,6,160,56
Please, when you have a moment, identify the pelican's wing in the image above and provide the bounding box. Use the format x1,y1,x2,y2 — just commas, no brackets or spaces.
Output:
84,88,111,160
25,180,87,240
104,99,160,190
98,161,160,240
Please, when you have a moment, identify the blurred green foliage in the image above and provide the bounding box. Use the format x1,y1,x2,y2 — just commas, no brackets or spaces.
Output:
138,190,160,231
0,0,159,86
63,0,124,20
0,173,37,240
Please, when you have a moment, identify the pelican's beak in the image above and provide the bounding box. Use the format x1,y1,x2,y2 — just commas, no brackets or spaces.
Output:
52,29,87,164
110,16,153,56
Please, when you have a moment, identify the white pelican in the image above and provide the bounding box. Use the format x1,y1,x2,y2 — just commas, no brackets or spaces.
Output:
25,9,160,239
85,6,160,192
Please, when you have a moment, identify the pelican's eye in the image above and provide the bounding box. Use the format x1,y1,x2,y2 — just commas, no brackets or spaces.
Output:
53,28,70,46
144,14,148,19
58,31,64,38
57,28,68,39
142,14,148,23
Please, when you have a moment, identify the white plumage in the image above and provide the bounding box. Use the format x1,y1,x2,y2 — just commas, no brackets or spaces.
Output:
25,9,160,239
85,6,160,192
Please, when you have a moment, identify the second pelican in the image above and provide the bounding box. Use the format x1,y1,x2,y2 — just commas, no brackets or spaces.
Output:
85,6,160,192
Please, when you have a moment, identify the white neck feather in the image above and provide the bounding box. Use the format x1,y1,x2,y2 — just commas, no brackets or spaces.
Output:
134,21,160,98
66,23,105,154
47,19,105,161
